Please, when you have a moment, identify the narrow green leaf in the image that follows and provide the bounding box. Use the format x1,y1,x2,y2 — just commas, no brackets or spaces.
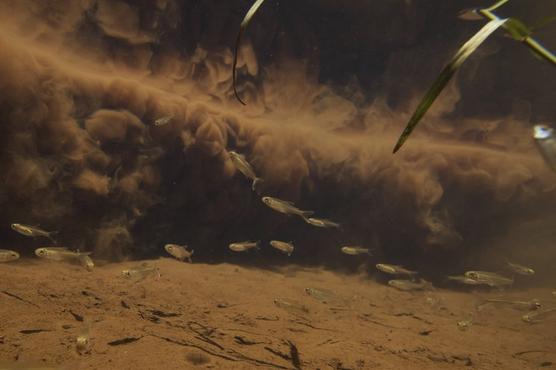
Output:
232,0,267,105
484,0,510,12
503,18,532,41
393,18,507,153
477,9,556,66
531,15,556,32
524,37,556,65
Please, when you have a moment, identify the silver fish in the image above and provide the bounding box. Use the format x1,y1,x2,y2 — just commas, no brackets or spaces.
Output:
304,287,336,303
229,151,263,191
341,246,372,256
483,298,541,311
376,263,418,276
11,223,58,243
388,279,432,291
505,261,535,276
154,115,174,126
533,124,556,172
446,275,485,286
457,319,473,331
305,217,341,228
457,8,483,21
78,254,95,271
122,265,160,281
261,196,313,219
273,298,309,316
0,249,20,262
464,271,514,287
522,307,556,323
76,320,91,354
35,247,92,268
164,244,194,263
229,241,260,252
269,240,294,256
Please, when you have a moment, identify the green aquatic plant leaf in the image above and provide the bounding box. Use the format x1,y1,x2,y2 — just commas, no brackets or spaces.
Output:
503,18,532,40
393,18,507,153
232,0,267,105
523,37,556,65
484,0,510,12
531,15,556,32
477,9,556,66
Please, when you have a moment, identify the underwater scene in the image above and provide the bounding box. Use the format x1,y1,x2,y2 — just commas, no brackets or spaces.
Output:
0,0,555,369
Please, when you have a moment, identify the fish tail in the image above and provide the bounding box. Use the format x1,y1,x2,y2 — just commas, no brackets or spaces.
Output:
255,241,261,250
47,231,59,244
300,210,314,219
252,178,264,193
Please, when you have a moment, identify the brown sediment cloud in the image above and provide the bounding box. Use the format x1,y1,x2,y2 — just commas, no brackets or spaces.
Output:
0,0,554,280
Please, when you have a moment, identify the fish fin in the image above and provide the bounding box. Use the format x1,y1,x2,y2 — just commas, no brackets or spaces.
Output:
47,232,58,244
252,178,264,193
255,241,261,250
300,210,314,217
423,280,435,290
187,256,192,263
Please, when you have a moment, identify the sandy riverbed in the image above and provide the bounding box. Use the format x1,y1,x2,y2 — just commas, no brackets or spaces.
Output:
1,258,555,370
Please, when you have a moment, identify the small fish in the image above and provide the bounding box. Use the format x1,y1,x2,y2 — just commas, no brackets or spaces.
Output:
0,249,19,262
164,244,194,263
483,298,541,311
229,151,263,192
305,217,341,228
229,241,260,252
76,320,91,354
154,115,174,126
304,287,335,303
122,265,160,281
464,271,514,287
273,298,309,316
11,223,58,243
269,240,294,256
341,246,372,256
388,279,432,292
446,275,485,286
376,263,418,276
522,307,556,323
457,319,473,331
261,196,313,219
35,247,92,267
505,261,535,276
533,124,556,172
78,254,95,271
457,8,483,21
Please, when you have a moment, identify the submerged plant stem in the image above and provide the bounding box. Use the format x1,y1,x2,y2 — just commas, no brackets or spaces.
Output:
233,0,267,105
